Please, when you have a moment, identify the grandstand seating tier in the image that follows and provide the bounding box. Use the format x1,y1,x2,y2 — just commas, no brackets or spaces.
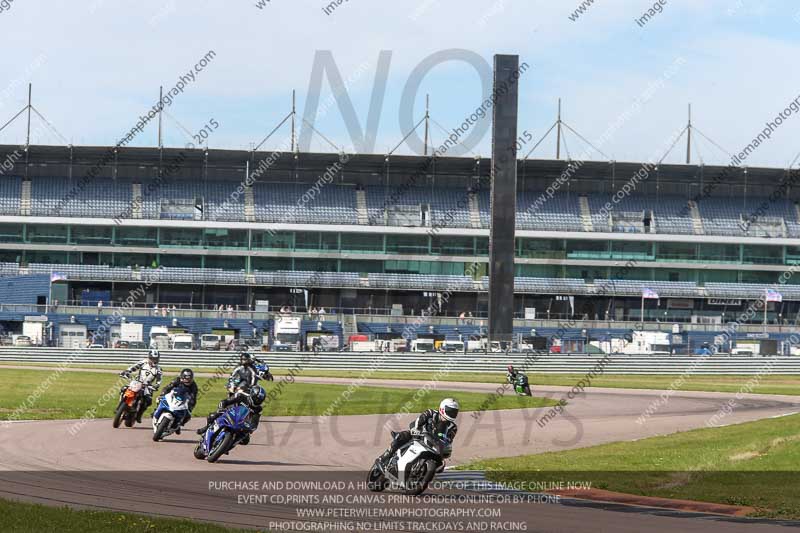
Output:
11,175,797,237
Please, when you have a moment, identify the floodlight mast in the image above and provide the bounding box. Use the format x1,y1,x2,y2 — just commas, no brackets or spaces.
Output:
488,54,520,350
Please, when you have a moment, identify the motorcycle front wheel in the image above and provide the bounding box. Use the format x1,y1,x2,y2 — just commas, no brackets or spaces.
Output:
207,432,234,463
404,459,437,496
112,402,126,428
367,463,387,492
524,384,532,396
153,417,170,441
193,441,207,460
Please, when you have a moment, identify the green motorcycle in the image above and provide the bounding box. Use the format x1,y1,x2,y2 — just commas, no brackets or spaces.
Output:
506,365,532,396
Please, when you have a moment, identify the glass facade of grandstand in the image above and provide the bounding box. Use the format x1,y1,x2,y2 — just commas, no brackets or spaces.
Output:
2,145,800,324
5,225,800,283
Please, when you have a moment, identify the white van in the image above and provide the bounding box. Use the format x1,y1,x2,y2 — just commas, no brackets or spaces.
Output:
172,333,195,350
410,339,435,352
439,340,465,353
200,334,221,350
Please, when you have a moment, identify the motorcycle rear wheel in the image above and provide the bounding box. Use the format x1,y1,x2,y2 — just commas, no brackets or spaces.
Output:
207,432,234,463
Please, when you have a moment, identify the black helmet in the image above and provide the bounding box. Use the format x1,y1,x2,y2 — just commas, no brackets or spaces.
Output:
250,385,266,405
180,368,194,384
239,351,253,366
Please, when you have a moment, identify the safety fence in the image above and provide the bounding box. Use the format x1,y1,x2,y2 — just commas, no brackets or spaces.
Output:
0,348,798,374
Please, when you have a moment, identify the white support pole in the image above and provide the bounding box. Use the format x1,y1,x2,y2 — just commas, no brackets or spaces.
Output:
764,290,768,333
640,295,644,329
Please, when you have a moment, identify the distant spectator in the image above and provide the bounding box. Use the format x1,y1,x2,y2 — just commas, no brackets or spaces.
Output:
309,306,318,318
161,306,167,318
97,300,103,315
458,311,466,324
318,307,326,318
153,304,159,316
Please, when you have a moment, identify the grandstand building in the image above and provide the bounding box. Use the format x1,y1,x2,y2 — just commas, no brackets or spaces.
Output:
0,143,798,349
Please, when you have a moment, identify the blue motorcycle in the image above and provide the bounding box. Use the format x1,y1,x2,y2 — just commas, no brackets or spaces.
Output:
254,363,274,382
193,404,256,463
152,389,190,441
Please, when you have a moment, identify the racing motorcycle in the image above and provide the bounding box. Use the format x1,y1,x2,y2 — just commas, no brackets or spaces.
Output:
507,366,532,396
367,430,450,495
225,363,273,396
255,363,274,382
151,389,190,441
193,404,256,463
112,377,149,428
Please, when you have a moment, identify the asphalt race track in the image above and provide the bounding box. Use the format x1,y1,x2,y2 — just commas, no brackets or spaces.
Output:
1,376,799,532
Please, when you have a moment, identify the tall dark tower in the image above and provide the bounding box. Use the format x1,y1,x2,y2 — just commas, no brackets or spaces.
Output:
488,54,519,349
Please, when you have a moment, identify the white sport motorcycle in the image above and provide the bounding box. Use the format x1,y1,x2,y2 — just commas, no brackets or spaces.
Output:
367,430,450,495
151,389,190,441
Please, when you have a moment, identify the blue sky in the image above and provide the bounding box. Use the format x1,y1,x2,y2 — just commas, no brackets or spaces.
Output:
0,0,798,166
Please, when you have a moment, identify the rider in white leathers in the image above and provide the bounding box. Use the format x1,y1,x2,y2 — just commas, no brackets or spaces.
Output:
120,348,163,423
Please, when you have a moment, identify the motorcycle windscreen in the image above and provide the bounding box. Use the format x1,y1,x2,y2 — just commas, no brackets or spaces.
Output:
219,405,252,431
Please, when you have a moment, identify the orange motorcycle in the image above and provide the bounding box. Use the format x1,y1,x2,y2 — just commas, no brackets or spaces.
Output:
112,376,146,428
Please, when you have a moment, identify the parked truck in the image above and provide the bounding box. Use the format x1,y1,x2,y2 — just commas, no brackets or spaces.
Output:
272,315,301,351
149,326,170,350
200,334,221,350
620,331,672,355
22,321,45,346
120,322,144,343
410,338,435,352
171,333,196,350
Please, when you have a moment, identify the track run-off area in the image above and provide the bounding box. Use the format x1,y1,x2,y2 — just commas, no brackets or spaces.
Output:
1,370,799,532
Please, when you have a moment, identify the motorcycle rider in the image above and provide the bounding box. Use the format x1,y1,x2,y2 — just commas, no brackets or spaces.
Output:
155,368,198,434
227,351,265,395
120,349,163,423
506,365,520,385
507,364,531,394
195,385,266,445
379,398,459,466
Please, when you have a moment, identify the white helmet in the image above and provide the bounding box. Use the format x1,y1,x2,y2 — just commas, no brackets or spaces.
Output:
439,398,459,422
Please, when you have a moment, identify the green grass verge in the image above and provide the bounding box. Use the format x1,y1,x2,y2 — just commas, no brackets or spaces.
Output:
0,498,253,532
292,370,800,395
465,413,800,520
3,363,797,395
0,368,555,421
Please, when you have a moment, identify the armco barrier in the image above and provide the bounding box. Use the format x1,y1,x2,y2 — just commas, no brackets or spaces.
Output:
0,348,798,374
